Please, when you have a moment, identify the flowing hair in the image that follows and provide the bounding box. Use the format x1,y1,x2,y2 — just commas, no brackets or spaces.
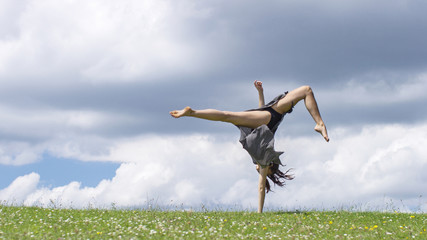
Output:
266,163,294,193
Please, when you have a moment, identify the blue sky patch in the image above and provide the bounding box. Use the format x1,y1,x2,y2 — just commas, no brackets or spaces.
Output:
0,154,120,189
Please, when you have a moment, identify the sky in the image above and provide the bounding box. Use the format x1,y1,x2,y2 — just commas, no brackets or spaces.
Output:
1,0,427,212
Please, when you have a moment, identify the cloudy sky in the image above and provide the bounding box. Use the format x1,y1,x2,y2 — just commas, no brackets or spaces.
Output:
1,0,426,212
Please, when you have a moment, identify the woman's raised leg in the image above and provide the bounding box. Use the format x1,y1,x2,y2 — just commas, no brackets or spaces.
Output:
170,107,271,129
273,86,329,142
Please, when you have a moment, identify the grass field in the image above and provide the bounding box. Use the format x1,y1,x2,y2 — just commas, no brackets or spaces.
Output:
0,205,426,239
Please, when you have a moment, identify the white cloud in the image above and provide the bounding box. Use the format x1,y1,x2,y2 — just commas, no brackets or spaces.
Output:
220,179,256,208
2,134,252,208
0,172,39,203
0,105,136,165
0,142,41,166
0,104,135,137
1,122,426,211
0,0,215,82
269,123,427,211
321,72,427,108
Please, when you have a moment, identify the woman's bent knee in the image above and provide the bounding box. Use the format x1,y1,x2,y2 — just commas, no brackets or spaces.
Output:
302,85,312,94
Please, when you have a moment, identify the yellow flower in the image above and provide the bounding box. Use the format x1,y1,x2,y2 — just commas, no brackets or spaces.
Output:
368,225,378,231
97,232,102,235
263,227,267,230
410,216,415,219
329,221,333,224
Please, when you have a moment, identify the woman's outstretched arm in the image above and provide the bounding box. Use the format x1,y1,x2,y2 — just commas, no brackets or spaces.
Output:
257,165,269,213
254,80,265,108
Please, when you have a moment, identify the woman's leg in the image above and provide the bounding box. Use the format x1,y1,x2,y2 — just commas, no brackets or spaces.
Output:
273,85,329,142
170,107,271,129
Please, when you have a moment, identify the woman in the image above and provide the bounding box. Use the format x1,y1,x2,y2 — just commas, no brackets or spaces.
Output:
170,81,329,213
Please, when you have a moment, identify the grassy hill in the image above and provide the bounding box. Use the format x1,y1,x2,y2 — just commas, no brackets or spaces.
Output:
0,205,426,239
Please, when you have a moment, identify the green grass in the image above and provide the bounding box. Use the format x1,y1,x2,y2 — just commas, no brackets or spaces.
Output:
0,205,426,239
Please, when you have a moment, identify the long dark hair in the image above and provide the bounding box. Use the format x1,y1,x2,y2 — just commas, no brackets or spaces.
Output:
266,163,294,193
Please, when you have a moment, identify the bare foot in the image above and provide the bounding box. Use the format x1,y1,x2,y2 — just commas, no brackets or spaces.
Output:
314,123,329,142
170,106,193,118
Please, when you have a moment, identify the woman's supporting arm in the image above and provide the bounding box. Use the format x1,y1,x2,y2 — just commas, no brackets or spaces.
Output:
257,165,269,213
254,80,265,108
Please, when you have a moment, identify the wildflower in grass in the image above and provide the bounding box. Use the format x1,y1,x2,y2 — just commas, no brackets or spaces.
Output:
410,216,415,219
369,225,378,231
329,221,333,224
